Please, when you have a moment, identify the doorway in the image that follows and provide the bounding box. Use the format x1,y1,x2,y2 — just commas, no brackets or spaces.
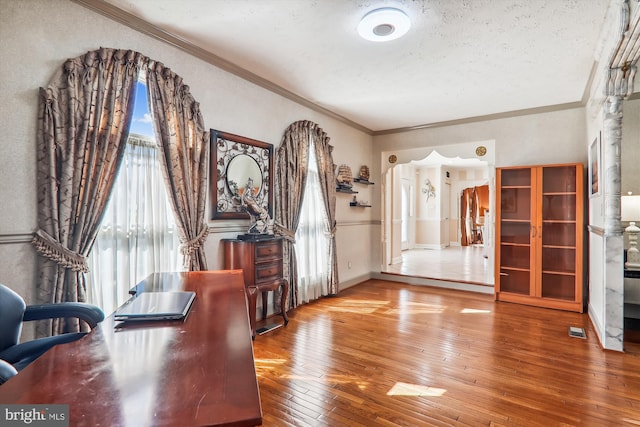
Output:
461,184,489,247
381,146,495,286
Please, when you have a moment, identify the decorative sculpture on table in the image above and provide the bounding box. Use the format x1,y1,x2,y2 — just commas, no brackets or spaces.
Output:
241,178,273,236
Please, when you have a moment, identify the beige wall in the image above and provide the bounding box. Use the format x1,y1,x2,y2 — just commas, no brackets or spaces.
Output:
0,0,374,302
415,219,441,247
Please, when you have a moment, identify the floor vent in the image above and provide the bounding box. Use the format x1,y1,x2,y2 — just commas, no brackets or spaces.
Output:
568,326,586,339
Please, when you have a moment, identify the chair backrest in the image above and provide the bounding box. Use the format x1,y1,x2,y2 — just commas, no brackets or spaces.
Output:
0,285,26,353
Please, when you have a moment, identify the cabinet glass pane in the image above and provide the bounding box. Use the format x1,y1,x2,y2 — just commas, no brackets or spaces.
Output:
542,247,576,273
543,166,577,193
501,169,531,187
541,273,576,300
499,270,530,295
542,194,576,221
542,223,576,247
500,245,530,269
500,222,531,244
501,188,531,221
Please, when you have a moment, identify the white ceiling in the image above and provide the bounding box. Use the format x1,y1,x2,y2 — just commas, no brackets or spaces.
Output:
99,0,611,133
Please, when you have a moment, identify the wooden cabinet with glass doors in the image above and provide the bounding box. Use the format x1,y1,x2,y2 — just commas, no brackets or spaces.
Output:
495,164,584,312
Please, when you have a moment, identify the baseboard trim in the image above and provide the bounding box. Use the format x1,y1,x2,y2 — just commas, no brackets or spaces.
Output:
391,256,403,264
340,273,372,290
588,302,606,350
414,244,446,250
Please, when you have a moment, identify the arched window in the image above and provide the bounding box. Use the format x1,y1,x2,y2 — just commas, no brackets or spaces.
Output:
87,80,181,314
33,48,209,335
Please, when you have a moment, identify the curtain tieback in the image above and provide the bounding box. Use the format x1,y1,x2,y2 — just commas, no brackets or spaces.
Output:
274,223,296,243
180,225,210,256
325,226,337,239
32,229,88,273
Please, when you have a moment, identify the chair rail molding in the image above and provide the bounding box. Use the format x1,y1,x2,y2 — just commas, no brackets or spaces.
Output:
0,233,33,244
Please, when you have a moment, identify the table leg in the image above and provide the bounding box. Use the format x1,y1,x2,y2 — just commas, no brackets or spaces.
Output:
261,291,268,320
280,279,289,325
246,286,258,339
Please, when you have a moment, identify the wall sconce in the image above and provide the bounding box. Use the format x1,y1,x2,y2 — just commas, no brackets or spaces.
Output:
622,194,640,270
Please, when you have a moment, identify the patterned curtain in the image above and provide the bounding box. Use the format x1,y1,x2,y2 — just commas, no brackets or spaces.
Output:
146,61,210,271
274,120,339,308
33,48,144,335
311,127,339,295
274,122,310,308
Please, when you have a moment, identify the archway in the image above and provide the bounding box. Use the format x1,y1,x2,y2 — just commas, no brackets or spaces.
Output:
380,141,495,286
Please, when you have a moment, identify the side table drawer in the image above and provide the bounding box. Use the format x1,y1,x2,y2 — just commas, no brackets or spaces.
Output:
255,261,282,284
255,240,282,261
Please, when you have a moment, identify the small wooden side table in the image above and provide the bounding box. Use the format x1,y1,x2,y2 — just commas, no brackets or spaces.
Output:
222,236,289,338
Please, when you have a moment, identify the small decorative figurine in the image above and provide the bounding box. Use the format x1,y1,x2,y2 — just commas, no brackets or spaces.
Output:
358,165,370,181
336,164,354,189
242,178,272,235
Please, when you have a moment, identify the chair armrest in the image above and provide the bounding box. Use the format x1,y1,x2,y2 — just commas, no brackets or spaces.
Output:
0,359,17,385
23,303,104,329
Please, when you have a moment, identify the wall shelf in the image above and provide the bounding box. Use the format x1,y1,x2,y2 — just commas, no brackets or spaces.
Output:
349,202,371,207
353,178,374,185
336,187,358,194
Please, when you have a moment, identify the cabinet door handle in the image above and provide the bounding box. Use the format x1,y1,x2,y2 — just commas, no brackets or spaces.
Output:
538,226,542,238
531,226,536,238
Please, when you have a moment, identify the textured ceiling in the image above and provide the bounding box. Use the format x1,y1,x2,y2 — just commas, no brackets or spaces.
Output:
100,0,611,132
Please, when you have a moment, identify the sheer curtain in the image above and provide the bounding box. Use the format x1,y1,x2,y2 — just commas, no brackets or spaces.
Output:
87,134,181,315
295,140,330,304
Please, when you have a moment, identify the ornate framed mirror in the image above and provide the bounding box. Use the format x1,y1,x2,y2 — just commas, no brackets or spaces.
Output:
210,129,274,219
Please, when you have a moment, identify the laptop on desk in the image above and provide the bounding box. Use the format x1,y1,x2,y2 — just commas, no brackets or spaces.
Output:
114,291,196,322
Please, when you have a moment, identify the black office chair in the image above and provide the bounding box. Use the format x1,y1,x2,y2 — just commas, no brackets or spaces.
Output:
0,359,17,385
0,284,104,372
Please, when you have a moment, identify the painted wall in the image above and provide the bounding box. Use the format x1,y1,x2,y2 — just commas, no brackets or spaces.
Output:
0,0,374,307
415,166,440,247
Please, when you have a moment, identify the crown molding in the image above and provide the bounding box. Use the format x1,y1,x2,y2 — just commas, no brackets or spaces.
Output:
71,0,372,135
71,0,597,138
372,101,585,136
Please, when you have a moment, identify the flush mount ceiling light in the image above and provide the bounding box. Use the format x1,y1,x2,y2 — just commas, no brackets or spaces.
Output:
358,7,411,42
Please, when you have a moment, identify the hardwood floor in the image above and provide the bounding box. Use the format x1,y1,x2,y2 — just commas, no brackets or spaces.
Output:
252,279,640,426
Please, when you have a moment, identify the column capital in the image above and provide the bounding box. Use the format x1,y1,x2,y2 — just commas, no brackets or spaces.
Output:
606,0,640,97
606,63,637,97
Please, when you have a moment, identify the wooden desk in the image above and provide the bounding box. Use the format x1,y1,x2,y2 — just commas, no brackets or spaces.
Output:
0,270,262,427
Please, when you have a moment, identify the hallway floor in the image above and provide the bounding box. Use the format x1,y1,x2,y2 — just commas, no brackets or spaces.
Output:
382,246,494,286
